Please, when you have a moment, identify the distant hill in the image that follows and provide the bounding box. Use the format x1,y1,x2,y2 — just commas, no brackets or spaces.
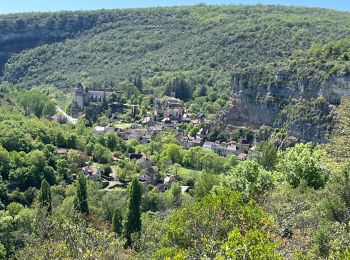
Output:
1,5,350,91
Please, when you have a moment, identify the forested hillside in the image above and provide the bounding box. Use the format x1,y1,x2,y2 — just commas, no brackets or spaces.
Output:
2,5,350,259
2,5,350,91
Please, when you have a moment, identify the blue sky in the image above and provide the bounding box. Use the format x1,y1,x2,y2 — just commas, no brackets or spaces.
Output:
0,0,349,14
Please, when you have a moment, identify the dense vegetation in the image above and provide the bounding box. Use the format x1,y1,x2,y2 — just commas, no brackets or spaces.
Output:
1,4,350,259
3,5,350,91
0,80,350,258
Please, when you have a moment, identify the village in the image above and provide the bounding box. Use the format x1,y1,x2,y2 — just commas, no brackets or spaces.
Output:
51,83,255,194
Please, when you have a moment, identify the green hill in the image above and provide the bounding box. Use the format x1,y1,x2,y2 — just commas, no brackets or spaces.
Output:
2,5,350,92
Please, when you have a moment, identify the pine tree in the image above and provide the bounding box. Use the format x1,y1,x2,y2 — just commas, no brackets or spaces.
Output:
39,180,52,214
74,174,89,214
123,178,142,247
112,208,123,236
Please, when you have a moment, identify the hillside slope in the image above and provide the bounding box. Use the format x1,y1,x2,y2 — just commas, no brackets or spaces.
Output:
2,5,350,90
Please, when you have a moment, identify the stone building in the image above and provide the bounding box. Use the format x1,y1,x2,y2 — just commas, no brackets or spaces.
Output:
70,83,112,117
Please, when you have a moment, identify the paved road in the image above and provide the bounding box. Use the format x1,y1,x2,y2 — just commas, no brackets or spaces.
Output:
56,106,78,125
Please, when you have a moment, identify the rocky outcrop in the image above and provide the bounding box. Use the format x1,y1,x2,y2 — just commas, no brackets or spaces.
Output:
224,73,349,142
0,11,121,75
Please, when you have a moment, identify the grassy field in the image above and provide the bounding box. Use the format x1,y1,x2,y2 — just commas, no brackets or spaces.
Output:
178,167,202,182
113,123,132,129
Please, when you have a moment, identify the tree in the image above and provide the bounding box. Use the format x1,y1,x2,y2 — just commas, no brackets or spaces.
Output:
42,100,57,118
158,189,278,258
123,178,142,247
219,227,281,259
278,143,329,189
112,208,123,236
38,180,52,214
195,172,220,199
134,74,143,92
251,141,277,170
93,143,112,163
164,77,193,101
74,174,89,214
0,146,10,180
224,160,275,199
56,159,70,181
0,242,5,260
171,182,182,206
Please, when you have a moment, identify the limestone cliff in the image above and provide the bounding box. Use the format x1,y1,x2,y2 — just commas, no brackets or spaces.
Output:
224,73,349,142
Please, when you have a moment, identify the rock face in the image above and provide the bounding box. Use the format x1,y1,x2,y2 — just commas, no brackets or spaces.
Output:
0,12,119,75
225,73,350,142
320,76,350,104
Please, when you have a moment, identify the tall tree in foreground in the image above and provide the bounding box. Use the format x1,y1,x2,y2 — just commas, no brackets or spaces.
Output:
112,208,123,236
123,178,142,247
74,174,89,214
38,180,52,214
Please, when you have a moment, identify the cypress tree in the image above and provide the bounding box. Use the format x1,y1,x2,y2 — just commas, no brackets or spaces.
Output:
112,207,123,236
39,179,52,214
74,174,89,214
123,178,142,247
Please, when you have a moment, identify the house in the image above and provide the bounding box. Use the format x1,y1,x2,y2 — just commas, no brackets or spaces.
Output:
163,97,184,120
93,126,115,135
203,141,217,152
155,96,184,121
216,144,239,157
191,119,200,125
180,136,203,149
139,167,159,185
135,155,152,169
158,175,180,192
56,148,69,156
147,124,163,135
127,128,147,141
81,166,102,181
236,143,251,153
202,141,240,157
161,118,175,128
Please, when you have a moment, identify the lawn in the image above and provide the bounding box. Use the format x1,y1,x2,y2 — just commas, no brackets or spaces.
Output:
178,167,203,182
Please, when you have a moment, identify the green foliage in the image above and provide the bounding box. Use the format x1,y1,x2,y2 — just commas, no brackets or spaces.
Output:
112,207,123,236
218,227,282,259
0,202,34,256
164,77,193,101
92,143,112,163
326,97,350,167
171,182,182,206
15,211,128,259
123,178,142,247
277,143,329,189
38,180,52,214
74,174,89,214
0,242,5,260
158,189,276,258
194,172,221,199
3,5,350,100
42,99,57,118
224,160,275,199
251,141,278,170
